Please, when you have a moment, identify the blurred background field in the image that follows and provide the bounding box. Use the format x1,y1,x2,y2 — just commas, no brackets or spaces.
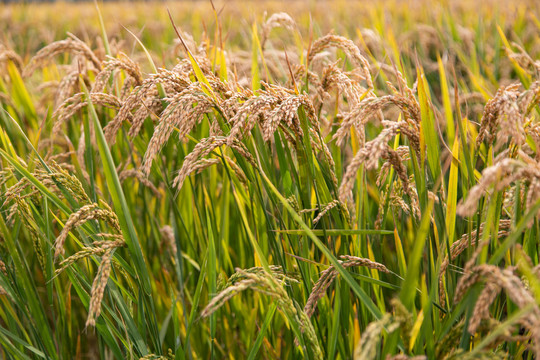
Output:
2,0,537,58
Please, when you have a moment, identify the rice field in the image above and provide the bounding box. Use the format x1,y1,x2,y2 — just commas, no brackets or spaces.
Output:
0,0,540,359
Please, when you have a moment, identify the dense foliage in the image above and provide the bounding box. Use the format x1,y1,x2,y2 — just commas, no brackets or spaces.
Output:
0,1,539,359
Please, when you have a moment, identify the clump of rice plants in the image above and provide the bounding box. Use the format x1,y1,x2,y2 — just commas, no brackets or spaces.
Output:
0,0,539,359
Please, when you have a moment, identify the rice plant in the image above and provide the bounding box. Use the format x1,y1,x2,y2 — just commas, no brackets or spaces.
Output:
0,0,539,359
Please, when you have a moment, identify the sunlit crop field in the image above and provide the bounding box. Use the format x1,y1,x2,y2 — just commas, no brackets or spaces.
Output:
0,0,539,359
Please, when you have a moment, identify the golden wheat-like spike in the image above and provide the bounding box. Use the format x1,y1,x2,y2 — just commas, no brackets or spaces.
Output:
55,238,125,275
54,203,120,258
0,45,23,71
24,33,101,77
476,83,523,148
263,94,317,142
333,94,420,148
227,94,280,145
53,92,121,134
170,135,256,191
438,220,511,307
452,264,540,357
0,259,6,295
354,314,398,359
456,158,524,217
118,169,161,197
304,255,389,318
103,68,191,144
308,33,373,90
312,200,340,225
92,52,143,93
171,137,227,190
261,12,297,50
85,248,114,327
202,267,322,360
140,84,215,174
339,123,402,205
468,282,501,334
